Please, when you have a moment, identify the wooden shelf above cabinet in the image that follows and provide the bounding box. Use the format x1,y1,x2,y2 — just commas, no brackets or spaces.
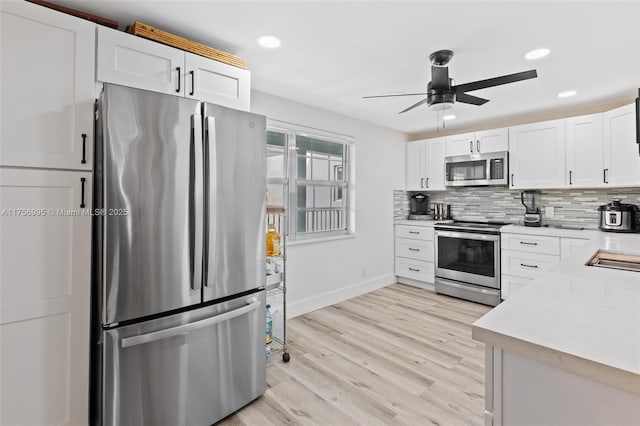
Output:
127,21,247,69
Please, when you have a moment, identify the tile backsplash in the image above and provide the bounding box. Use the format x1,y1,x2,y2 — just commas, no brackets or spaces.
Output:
394,187,640,229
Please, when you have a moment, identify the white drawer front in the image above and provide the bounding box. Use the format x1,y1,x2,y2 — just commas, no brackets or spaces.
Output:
502,233,560,255
395,225,433,241
501,275,532,300
395,258,434,283
502,250,560,279
395,238,434,262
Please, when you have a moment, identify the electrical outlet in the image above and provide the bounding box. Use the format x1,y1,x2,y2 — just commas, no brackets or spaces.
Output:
545,206,555,218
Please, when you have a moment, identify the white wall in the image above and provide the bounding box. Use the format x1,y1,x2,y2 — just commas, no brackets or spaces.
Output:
251,90,406,317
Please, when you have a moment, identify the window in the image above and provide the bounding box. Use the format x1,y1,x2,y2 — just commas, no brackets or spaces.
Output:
266,121,354,241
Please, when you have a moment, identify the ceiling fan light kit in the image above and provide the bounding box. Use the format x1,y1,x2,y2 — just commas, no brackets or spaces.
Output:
365,49,538,114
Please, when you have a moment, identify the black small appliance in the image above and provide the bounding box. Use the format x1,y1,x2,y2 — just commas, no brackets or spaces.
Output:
409,193,430,219
521,190,542,227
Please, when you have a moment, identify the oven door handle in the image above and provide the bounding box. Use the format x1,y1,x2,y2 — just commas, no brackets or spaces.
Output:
435,230,499,242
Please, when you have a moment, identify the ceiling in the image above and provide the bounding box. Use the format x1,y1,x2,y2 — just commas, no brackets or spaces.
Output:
53,0,640,136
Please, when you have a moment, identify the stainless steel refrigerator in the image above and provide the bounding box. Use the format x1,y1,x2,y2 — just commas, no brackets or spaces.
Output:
92,84,267,425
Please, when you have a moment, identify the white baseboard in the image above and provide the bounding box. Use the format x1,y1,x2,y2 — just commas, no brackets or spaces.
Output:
398,277,435,292
287,273,397,318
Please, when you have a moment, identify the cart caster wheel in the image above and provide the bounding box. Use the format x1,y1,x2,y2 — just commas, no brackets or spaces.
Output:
282,352,290,363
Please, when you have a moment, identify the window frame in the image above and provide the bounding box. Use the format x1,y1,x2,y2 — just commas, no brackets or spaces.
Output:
266,119,355,242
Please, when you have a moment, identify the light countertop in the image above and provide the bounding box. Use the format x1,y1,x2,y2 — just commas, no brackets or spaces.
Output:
501,224,600,239
472,232,640,394
394,219,452,226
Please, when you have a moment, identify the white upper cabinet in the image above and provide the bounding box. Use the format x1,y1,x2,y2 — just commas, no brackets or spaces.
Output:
97,26,184,96
406,140,426,190
184,52,250,111
509,119,566,189
97,27,251,111
445,128,508,156
566,113,605,188
425,137,445,190
446,132,476,156
0,1,95,170
603,103,639,187
406,138,444,191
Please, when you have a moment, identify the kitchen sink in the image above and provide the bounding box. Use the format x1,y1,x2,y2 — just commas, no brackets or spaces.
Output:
586,250,640,272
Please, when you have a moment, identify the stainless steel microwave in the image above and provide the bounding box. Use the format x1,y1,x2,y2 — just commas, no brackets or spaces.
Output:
444,151,508,186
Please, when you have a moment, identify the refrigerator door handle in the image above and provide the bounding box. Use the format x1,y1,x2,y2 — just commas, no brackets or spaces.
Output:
192,114,204,290
204,116,217,288
121,297,260,348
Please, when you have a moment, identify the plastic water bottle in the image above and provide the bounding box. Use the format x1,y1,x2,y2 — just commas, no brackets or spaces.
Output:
266,304,273,345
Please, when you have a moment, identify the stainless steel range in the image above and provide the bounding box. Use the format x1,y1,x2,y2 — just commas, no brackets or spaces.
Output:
434,221,506,306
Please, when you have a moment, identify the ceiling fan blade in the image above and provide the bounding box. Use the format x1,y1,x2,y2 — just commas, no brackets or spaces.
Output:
456,92,490,106
431,66,450,89
399,98,429,114
363,92,429,99
453,70,537,94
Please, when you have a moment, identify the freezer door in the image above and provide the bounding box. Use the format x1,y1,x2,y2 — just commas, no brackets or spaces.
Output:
102,291,266,426
203,104,266,301
101,84,204,324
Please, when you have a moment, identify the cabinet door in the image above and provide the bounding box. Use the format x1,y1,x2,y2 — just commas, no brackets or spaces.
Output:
0,1,94,170
566,113,605,188
445,132,475,156
509,119,566,189
425,137,445,190
560,238,590,260
406,140,425,190
604,103,640,187
185,52,250,111
0,169,91,426
476,127,508,154
97,26,184,96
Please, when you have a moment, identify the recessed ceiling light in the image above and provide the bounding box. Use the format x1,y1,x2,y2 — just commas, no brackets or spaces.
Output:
443,114,456,120
558,90,577,98
525,48,550,60
257,35,281,49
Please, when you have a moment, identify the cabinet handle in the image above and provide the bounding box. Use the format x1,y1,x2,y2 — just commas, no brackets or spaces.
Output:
176,67,181,93
520,263,539,269
470,141,473,153
189,70,195,96
511,173,514,186
80,178,86,208
81,134,87,164
409,267,420,272
420,177,424,188
603,168,609,184
408,248,420,251
569,170,573,185
520,241,538,246
426,177,429,188
476,140,480,152
408,231,420,234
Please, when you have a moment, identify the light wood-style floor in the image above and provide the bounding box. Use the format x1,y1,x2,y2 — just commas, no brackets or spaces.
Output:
219,283,492,426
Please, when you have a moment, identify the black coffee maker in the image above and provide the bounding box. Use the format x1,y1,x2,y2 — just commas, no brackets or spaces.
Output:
409,193,430,220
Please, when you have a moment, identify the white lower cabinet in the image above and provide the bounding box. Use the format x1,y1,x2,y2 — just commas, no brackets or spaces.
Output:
560,237,590,260
0,169,92,426
395,224,435,285
501,232,560,299
501,230,593,299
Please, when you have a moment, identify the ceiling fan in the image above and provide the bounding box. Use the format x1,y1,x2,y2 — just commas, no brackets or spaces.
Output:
364,50,537,114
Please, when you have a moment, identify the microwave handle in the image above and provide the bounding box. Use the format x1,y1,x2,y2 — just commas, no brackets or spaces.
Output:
476,140,480,153
469,141,473,153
